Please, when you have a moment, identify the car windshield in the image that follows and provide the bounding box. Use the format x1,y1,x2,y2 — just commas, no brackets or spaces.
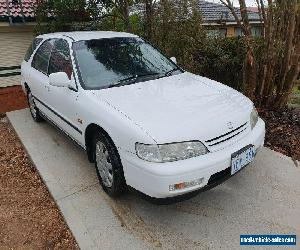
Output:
73,37,182,89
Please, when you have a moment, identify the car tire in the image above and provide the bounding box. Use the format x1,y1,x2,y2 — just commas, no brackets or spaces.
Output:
27,90,43,122
93,130,127,197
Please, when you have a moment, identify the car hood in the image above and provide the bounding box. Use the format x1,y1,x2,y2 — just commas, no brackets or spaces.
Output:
90,72,253,144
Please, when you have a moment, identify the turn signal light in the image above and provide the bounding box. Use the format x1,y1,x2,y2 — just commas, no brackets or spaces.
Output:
169,178,204,191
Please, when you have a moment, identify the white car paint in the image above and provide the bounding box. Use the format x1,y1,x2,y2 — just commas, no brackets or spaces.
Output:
21,31,265,198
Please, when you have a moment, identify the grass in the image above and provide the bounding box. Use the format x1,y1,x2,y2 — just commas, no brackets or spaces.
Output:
289,81,300,108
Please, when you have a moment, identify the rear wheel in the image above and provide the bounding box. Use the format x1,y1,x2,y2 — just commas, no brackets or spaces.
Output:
93,131,127,197
27,90,43,122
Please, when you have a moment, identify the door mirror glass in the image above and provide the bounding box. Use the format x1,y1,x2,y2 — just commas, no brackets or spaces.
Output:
170,57,177,64
49,72,70,87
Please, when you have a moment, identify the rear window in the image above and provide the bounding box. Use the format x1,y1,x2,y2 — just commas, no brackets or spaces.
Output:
24,38,43,62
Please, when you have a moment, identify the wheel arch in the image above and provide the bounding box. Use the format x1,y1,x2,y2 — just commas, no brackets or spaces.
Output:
85,123,117,163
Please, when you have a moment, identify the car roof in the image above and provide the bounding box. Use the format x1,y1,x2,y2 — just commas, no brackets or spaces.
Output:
36,31,138,41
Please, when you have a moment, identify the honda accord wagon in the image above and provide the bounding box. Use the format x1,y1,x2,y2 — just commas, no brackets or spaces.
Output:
21,31,265,199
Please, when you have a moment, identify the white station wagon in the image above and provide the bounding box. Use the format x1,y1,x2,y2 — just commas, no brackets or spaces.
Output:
21,31,265,200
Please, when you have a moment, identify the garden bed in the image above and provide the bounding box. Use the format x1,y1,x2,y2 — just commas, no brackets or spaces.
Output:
0,116,78,249
259,107,300,162
0,86,28,114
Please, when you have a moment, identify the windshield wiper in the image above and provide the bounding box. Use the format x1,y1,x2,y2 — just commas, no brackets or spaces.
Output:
164,68,180,77
107,73,162,88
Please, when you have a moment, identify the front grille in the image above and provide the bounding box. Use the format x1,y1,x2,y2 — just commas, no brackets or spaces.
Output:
205,122,248,147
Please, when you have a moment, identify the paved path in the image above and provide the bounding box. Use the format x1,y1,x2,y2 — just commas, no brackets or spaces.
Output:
7,109,300,250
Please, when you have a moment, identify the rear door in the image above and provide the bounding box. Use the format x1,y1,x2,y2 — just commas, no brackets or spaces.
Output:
28,39,54,118
28,39,55,117
21,37,43,91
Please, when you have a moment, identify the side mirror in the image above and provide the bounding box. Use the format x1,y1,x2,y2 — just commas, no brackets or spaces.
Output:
49,72,71,88
170,57,177,64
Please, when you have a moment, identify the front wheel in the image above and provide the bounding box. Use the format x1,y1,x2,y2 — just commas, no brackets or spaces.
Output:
93,131,127,197
27,90,43,122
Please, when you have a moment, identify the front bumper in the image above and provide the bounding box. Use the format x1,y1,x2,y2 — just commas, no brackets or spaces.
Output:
121,118,265,198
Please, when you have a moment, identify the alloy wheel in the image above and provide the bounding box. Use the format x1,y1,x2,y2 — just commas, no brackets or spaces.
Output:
95,141,113,188
28,92,37,118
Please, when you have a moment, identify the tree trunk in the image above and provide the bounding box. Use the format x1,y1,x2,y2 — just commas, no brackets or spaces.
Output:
123,0,132,32
145,0,154,40
273,0,299,107
238,0,257,101
220,0,257,101
275,41,300,107
276,1,297,89
116,0,132,32
221,0,300,108
244,49,257,100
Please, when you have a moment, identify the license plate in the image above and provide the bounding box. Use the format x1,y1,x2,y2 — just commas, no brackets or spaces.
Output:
231,146,255,175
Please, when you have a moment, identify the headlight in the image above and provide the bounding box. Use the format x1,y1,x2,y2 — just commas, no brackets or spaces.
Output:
250,107,258,130
135,141,208,162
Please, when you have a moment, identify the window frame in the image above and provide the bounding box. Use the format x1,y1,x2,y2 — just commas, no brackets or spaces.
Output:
30,36,78,91
24,38,43,62
47,38,74,80
31,38,55,76
72,37,182,90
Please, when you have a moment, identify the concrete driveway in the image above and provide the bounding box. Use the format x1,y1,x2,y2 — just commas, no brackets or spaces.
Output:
7,109,300,250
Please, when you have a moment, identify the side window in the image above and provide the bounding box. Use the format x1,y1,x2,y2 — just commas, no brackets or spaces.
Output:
48,39,73,80
24,38,43,62
32,40,54,74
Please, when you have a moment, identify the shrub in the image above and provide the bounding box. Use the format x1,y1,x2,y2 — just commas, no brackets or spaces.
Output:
192,36,246,90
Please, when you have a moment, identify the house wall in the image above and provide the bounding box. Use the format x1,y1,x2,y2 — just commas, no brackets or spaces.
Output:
0,25,34,88
226,26,235,37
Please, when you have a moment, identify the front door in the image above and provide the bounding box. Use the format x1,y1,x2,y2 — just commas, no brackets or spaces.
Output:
46,38,83,145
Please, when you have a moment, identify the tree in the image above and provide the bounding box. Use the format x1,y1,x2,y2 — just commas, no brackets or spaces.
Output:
110,0,134,32
150,0,203,71
144,0,156,40
35,0,88,33
220,0,300,108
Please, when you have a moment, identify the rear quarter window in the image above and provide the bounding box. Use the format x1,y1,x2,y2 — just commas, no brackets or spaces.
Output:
24,38,43,62
31,39,54,74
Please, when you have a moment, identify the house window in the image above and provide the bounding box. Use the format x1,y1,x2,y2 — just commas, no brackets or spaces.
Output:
235,27,243,37
251,26,262,37
219,28,227,37
207,28,227,37
235,26,262,37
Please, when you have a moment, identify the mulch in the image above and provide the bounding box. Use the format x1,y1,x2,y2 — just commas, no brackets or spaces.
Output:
0,116,79,249
0,86,28,114
259,107,300,162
